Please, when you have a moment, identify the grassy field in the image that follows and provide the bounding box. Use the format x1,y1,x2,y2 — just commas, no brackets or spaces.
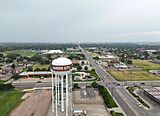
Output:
0,91,23,116
2,50,37,57
108,70,160,81
133,60,160,71
0,80,6,84
32,64,50,70
110,111,124,116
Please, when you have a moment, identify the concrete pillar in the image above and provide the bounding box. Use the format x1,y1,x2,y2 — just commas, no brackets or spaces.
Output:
58,75,60,110
61,75,64,112
66,74,68,116
55,74,58,116
52,73,54,112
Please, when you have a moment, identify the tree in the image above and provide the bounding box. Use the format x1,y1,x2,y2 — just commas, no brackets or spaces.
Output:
47,54,51,59
12,74,20,80
93,56,99,60
91,69,95,72
47,66,51,71
11,63,16,74
127,59,133,65
6,54,21,60
143,51,149,60
91,82,98,88
27,66,33,71
157,56,160,60
11,63,16,70
84,66,88,71
77,66,82,71
0,84,14,91
0,53,3,57
34,68,40,71
81,61,85,66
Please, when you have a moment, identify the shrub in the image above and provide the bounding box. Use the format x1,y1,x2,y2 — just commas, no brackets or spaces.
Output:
0,84,14,91
12,74,20,80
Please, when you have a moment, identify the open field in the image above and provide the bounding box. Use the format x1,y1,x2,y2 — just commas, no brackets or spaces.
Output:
133,60,160,71
0,91,23,116
2,50,37,57
32,64,50,70
108,70,160,81
11,90,51,116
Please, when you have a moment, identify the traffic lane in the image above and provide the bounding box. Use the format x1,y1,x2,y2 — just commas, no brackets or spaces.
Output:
112,88,137,116
12,83,36,89
118,88,147,116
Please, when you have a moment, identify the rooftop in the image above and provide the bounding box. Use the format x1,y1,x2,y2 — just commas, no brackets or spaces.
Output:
45,50,63,54
52,57,72,66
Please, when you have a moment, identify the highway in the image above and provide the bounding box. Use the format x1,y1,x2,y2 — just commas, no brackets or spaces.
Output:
79,45,151,116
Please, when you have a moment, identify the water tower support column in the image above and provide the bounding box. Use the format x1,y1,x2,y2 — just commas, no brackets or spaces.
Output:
58,75,60,110
66,74,68,116
52,73,54,112
61,75,64,111
55,74,58,116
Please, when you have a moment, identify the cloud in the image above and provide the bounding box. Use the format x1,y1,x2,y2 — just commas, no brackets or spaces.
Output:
0,0,160,42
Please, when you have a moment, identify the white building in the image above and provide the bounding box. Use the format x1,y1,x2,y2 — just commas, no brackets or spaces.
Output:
44,50,63,54
114,63,127,69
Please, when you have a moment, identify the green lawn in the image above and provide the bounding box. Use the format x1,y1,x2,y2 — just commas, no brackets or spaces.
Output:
0,80,6,84
86,69,100,80
2,50,38,57
98,85,117,108
133,60,160,71
32,64,50,70
92,82,118,108
110,111,124,116
0,91,23,116
108,70,160,81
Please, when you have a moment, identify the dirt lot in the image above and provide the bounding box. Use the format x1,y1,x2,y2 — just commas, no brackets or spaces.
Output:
10,90,51,116
74,90,109,116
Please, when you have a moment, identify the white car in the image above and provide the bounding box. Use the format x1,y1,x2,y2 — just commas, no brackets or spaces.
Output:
137,103,142,108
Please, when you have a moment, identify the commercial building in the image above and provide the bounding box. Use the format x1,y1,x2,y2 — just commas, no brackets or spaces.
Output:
142,87,160,105
19,71,52,78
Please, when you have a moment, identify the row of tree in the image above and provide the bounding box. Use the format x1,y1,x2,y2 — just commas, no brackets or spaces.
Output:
0,84,14,91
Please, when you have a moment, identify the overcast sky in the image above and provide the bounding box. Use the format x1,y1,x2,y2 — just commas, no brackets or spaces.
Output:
0,0,160,43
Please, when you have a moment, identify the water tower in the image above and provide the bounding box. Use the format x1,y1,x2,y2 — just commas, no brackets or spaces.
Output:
51,57,73,116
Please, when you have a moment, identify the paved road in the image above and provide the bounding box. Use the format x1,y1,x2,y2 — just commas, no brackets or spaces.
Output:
123,81,160,87
79,45,151,116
